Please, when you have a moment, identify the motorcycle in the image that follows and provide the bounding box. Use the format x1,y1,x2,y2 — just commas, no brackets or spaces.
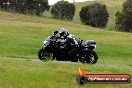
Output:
38,33,98,64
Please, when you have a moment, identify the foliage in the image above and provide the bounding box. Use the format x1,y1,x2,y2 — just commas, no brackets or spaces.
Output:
0,0,50,16
79,3,109,28
51,1,75,20
115,0,132,32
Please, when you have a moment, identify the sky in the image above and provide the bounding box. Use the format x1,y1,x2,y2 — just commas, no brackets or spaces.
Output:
48,0,94,5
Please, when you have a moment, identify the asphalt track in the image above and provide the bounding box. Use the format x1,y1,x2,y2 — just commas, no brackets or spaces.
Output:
0,56,132,69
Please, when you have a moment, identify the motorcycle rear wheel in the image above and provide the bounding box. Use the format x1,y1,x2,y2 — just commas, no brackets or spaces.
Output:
79,50,98,64
86,50,98,64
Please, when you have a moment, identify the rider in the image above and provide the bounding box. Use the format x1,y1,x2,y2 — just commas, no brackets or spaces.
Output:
50,28,81,47
58,28,80,47
58,28,82,61
52,28,82,61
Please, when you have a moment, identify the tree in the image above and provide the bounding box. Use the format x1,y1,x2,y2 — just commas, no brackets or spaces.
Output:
0,0,9,9
51,1,75,20
32,0,50,16
9,0,17,10
0,0,50,16
16,0,27,13
80,3,109,28
115,0,132,32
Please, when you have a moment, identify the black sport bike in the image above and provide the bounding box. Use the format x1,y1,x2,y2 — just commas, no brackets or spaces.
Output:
38,34,98,64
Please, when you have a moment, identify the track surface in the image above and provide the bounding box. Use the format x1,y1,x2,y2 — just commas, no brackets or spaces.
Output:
0,56,132,69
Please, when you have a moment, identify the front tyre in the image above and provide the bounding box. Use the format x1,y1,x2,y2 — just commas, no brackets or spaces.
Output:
38,48,52,61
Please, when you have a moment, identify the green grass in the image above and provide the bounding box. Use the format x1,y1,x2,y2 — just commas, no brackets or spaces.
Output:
0,58,132,88
0,10,132,66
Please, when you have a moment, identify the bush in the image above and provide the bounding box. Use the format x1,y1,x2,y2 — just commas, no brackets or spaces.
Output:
115,0,132,32
0,0,8,9
51,1,75,20
31,0,50,16
80,3,109,28
0,0,50,16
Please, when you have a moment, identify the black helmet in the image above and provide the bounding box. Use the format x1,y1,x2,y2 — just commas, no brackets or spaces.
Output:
59,28,69,37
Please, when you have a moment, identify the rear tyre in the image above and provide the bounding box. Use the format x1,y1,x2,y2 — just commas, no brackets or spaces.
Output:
86,50,98,64
79,50,98,64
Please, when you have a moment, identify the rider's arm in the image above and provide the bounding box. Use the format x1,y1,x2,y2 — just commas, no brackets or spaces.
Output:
73,38,78,45
67,34,78,46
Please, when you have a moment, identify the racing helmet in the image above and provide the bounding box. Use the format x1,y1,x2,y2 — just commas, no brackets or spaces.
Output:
59,28,69,37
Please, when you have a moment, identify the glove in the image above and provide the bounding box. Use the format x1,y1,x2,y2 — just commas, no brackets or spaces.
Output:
53,31,58,35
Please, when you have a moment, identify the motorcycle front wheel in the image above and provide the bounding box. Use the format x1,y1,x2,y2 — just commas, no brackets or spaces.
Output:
38,48,53,61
